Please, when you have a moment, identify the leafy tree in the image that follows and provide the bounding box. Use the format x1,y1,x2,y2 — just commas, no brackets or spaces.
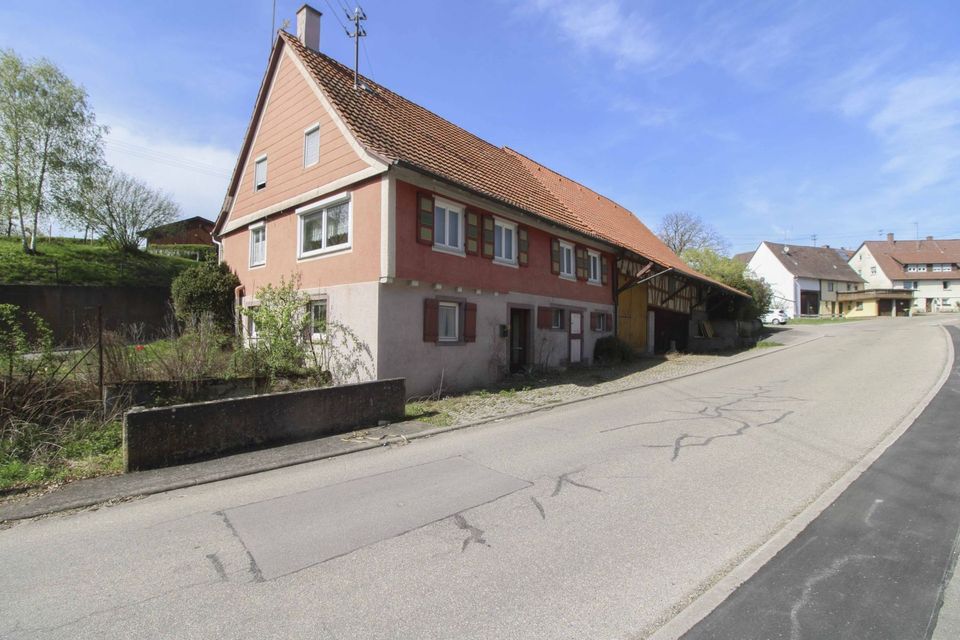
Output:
658,211,727,255
79,168,180,251
0,50,104,253
171,261,240,332
683,247,772,319
241,276,311,378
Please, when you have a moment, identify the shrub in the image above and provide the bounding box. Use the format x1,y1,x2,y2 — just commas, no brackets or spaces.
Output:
593,335,635,365
171,261,240,332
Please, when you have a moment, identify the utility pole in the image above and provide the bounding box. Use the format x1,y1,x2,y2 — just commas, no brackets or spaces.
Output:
346,5,367,89
811,234,817,247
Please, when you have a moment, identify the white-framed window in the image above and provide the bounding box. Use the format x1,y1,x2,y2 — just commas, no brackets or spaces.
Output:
249,223,266,267
933,263,952,272
906,264,927,272
559,241,574,277
245,311,258,342
254,156,267,191
596,313,610,332
827,281,834,292
303,124,320,167
870,266,877,275
307,299,327,338
493,218,517,263
438,302,459,342
588,250,602,283
298,196,351,258
551,308,564,329
434,199,463,252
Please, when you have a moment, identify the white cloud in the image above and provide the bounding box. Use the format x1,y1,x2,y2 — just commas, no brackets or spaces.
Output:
522,0,660,67
101,116,236,220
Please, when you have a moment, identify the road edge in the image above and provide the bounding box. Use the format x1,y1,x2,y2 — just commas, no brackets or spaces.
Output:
646,323,957,640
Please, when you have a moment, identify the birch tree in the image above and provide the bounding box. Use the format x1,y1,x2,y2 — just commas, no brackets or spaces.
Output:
0,50,104,253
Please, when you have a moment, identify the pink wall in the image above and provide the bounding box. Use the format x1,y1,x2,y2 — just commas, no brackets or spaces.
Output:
223,177,382,292
394,180,613,304
225,50,370,224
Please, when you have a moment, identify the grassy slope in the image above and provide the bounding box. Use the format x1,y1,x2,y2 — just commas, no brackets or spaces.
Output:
0,237,195,287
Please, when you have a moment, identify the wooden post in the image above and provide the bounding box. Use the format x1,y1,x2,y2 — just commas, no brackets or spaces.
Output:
97,305,104,411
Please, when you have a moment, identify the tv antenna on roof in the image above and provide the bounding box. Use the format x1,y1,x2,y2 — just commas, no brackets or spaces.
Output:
346,5,367,90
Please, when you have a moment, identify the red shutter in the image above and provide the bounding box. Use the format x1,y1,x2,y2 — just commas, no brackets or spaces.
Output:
575,246,587,280
590,312,599,331
417,193,434,245
464,302,477,342
423,298,438,342
517,226,529,267
537,306,552,329
601,256,609,285
550,238,560,274
481,214,495,258
465,209,480,255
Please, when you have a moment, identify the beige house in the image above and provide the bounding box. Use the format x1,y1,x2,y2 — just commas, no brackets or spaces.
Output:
848,234,960,315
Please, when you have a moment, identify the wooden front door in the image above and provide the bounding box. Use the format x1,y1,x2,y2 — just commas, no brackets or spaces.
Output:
509,308,529,373
569,311,583,364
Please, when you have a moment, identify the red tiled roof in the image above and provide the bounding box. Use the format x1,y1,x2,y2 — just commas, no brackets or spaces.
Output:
863,239,960,281
279,32,745,297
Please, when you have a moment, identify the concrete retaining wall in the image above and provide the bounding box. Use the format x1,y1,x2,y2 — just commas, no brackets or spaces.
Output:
123,378,405,471
104,377,269,414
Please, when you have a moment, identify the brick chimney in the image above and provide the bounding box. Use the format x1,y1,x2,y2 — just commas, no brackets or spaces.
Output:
297,4,322,51
886,232,894,243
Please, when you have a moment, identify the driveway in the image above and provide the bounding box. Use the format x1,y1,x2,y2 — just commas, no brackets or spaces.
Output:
0,316,954,639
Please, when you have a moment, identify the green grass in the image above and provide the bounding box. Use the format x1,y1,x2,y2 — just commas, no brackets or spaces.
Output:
0,236,196,287
788,317,867,325
404,402,454,426
755,340,784,348
0,420,123,492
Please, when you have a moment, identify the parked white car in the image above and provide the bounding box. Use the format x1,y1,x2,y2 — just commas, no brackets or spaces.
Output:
762,309,788,325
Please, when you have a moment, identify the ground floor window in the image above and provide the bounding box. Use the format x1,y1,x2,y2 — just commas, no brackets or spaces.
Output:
308,300,327,338
552,308,564,329
438,302,459,342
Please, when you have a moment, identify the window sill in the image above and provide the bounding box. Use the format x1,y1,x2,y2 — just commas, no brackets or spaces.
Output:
248,262,266,270
432,245,466,257
298,243,352,261
493,258,518,268
587,279,602,286
559,274,576,282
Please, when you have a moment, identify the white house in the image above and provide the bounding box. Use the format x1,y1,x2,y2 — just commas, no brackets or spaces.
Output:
744,242,864,317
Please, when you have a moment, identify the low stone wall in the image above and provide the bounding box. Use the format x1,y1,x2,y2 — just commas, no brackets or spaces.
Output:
123,378,405,471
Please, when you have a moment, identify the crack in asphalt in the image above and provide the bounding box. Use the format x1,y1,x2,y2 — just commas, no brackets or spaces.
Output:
551,471,603,497
789,554,873,640
530,496,546,520
215,510,264,583
453,513,490,552
206,552,228,582
645,411,794,461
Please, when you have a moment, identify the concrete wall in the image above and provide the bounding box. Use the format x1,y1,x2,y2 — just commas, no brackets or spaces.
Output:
377,282,614,397
123,378,405,471
0,284,172,345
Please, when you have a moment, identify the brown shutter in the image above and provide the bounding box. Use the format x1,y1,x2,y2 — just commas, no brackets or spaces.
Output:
423,298,438,342
517,226,529,267
590,312,599,331
550,238,560,274
481,214,495,258
537,306,552,329
576,246,587,280
601,256,609,285
605,313,614,331
417,193,434,245
464,302,477,342
465,209,480,255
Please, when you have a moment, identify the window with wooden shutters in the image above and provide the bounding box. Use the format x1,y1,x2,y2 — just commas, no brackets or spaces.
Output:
417,193,434,245
423,298,439,342
601,256,609,285
590,312,599,332
551,238,561,274
517,226,529,266
465,210,480,255
481,215,495,258
464,303,477,342
587,250,601,283
575,246,587,280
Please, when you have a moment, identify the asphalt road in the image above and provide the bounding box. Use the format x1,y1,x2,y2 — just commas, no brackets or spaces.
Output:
0,316,955,639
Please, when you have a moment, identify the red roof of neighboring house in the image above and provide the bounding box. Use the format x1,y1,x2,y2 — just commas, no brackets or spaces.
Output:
863,238,960,281
229,32,745,297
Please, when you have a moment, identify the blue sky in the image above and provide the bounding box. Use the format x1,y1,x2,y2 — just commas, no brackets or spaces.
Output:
2,0,959,254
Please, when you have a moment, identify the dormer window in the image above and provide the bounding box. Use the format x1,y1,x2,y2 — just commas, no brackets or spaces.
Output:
254,156,267,191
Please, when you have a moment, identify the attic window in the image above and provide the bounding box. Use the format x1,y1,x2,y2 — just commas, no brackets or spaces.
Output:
303,125,320,167
254,156,267,191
